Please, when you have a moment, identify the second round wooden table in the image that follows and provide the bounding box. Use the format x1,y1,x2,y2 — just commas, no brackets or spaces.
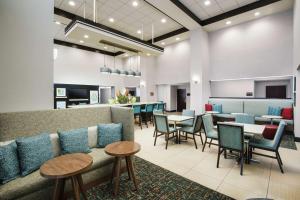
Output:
105,141,141,195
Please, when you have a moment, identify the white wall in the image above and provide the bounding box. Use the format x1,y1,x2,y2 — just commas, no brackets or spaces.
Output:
211,80,255,98
209,10,293,80
0,0,53,112
294,1,300,138
54,45,140,94
140,56,157,102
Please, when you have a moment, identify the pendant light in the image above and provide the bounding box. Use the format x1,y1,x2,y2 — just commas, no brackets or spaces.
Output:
127,56,136,77
100,54,111,74
111,47,120,75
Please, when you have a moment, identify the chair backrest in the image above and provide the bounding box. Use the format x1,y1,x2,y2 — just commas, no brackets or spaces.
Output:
201,114,214,135
272,121,286,150
146,104,154,112
153,109,164,115
193,115,202,132
156,103,165,111
217,123,244,151
234,113,255,124
132,104,141,114
154,114,169,133
182,109,195,117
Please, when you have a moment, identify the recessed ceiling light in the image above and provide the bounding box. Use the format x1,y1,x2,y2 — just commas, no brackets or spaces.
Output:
176,37,180,41
132,1,138,7
84,34,89,38
79,40,84,43
146,53,151,56
161,18,167,23
204,0,211,6
124,54,129,57
161,42,165,45
104,46,108,49
137,30,142,34
254,12,260,17
55,21,61,25
109,17,115,23
226,21,232,25
68,1,75,6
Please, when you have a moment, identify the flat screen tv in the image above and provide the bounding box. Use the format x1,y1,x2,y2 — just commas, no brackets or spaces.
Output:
68,88,88,99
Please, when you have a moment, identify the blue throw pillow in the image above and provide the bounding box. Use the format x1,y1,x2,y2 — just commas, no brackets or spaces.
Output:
267,106,281,116
213,104,222,113
58,128,91,154
0,141,20,184
16,133,54,176
97,123,122,148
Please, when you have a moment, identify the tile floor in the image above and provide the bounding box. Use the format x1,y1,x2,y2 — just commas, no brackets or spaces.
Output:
134,124,300,200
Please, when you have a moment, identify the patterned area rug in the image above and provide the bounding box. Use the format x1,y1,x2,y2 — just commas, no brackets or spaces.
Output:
87,157,233,200
281,134,297,150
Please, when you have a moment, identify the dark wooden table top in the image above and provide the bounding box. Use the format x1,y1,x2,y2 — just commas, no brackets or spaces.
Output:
105,141,141,157
40,153,93,179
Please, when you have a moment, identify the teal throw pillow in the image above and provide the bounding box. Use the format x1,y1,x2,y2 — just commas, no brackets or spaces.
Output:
0,141,20,184
267,106,281,116
16,133,54,176
58,128,91,154
213,104,222,113
97,123,122,148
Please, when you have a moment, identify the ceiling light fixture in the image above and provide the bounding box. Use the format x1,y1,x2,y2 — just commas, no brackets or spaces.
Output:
161,18,167,23
146,53,151,56
55,21,61,25
137,30,142,34
68,1,75,6
124,54,129,57
84,34,89,38
254,12,260,17
176,37,180,41
204,0,211,6
79,40,84,43
132,1,138,7
104,46,108,49
161,42,165,45
226,21,232,25
109,17,115,23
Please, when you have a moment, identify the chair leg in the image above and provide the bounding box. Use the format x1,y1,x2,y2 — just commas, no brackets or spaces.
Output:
202,137,207,152
217,147,221,168
276,151,284,173
199,132,204,145
165,133,169,150
224,149,227,159
277,151,283,166
146,113,149,128
139,114,142,130
240,152,244,176
193,133,198,149
153,130,156,137
208,138,213,148
179,132,181,144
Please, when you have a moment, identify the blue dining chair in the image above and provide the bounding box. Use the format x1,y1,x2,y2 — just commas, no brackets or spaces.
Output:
155,102,165,112
249,121,286,173
178,109,195,127
141,104,154,128
153,109,164,137
132,104,142,129
235,113,255,124
202,114,218,152
179,115,203,149
217,123,245,175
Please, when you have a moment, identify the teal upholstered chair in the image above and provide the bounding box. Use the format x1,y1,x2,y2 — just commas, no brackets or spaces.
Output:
179,115,203,149
235,113,255,124
217,123,245,175
153,109,164,137
132,104,142,129
141,104,154,128
249,121,286,173
153,114,179,149
201,114,218,152
178,109,195,127
155,102,165,111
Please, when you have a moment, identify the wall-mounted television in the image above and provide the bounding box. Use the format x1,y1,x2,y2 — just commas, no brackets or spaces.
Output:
68,88,88,99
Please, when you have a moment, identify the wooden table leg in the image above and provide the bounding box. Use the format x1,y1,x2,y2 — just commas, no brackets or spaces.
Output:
53,179,65,200
111,157,118,185
76,174,88,200
125,156,132,180
127,156,138,191
113,157,121,196
71,176,80,200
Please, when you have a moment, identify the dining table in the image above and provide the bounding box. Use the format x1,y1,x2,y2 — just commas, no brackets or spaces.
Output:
167,115,194,143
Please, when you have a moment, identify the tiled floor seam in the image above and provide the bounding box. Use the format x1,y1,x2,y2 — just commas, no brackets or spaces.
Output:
266,161,273,199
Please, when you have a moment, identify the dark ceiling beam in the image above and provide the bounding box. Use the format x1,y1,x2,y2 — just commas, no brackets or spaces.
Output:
54,39,124,56
169,0,203,26
147,27,189,43
202,0,281,26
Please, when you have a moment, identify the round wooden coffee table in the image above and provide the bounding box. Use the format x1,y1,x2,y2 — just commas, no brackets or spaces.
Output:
105,141,141,196
40,153,93,200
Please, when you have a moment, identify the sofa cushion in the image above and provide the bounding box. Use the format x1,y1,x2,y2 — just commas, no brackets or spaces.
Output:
209,99,243,114
98,123,122,148
88,126,98,148
255,117,271,123
16,133,54,176
88,148,114,170
58,128,91,154
212,104,222,113
0,141,20,184
205,104,212,111
50,133,61,157
281,107,293,120
215,113,235,119
273,118,294,125
267,106,281,116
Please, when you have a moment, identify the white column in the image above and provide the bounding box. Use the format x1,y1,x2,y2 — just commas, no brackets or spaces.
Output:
293,1,300,138
189,27,210,114
140,56,157,102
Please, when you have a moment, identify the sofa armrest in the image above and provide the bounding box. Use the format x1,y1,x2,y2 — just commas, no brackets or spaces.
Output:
111,106,134,141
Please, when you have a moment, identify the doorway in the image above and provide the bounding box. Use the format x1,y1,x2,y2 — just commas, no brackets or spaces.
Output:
177,89,186,112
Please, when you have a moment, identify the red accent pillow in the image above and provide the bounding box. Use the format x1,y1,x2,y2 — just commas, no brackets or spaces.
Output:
281,107,293,120
263,125,278,140
205,104,213,111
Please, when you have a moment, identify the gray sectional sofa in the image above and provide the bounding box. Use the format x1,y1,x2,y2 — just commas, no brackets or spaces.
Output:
0,106,134,200
208,98,294,131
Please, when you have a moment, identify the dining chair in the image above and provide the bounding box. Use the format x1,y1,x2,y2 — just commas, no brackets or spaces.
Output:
217,123,245,175
153,114,179,149
178,109,195,127
141,104,154,128
249,121,286,173
152,109,164,137
202,114,218,152
179,115,203,149
155,102,165,112
235,113,255,124
132,104,142,129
